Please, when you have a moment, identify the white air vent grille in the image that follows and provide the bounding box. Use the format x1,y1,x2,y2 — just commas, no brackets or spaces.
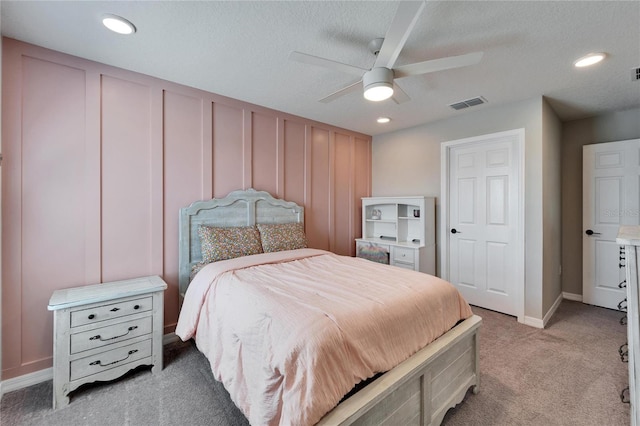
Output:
449,96,487,110
633,67,640,81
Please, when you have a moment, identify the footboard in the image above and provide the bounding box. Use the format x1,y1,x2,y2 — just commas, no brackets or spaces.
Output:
318,314,482,426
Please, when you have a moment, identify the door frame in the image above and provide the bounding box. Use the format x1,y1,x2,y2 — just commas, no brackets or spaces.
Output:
440,128,526,323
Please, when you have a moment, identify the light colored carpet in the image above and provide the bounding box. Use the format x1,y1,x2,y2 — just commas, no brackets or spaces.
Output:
0,300,630,426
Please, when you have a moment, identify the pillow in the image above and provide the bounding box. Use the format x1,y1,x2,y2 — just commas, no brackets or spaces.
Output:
190,261,208,280
257,222,308,253
198,225,263,263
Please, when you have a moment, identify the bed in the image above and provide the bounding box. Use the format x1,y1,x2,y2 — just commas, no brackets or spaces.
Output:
175,189,481,426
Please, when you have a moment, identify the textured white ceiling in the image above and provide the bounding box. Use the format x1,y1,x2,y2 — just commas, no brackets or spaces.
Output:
2,1,639,136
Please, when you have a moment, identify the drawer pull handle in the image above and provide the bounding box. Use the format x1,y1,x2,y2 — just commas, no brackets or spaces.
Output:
617,299,627,312
89,349,138,367
88,314,96,320
134,305,140,310
110,307,120,312
89,326,138,342
621,387,630,404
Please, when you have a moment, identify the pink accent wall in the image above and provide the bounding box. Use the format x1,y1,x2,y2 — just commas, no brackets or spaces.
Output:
1,38,372,380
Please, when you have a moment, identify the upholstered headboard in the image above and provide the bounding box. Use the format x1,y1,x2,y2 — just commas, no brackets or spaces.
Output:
178,188,304,298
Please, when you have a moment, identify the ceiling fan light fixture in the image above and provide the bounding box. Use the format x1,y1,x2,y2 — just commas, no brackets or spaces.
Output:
102,14,136,35
363,68,394,102
364,83,394,102
574,52,606,68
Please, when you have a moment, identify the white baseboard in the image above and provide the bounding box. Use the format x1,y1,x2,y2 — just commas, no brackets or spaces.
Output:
523,292,575,330
542,292,564,328
0,367,53,397
562,292,583,302
163,332,180,345
1,332,181,398
523,316,544,329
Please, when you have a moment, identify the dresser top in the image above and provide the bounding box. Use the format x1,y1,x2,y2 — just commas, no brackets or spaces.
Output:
617,225,640,246
48,275,167,311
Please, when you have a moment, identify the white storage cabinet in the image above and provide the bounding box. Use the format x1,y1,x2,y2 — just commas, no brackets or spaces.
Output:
617,226,640,426
356,196,435,274
48,275,167,409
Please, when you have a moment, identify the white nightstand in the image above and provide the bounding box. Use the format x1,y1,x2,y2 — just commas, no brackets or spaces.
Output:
48,275,167,409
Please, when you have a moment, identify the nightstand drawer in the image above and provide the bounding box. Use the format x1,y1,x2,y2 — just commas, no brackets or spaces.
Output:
71,296,151,327
70,316,153,354
392,246,416,263
70,338,152,381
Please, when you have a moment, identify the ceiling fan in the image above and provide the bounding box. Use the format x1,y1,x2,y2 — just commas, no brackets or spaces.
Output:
289,1,483,104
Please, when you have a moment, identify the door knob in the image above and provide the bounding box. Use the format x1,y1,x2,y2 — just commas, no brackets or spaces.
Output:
451,228,460,234
585,229,601,236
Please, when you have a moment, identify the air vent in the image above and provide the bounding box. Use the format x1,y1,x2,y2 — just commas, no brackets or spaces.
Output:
449,96,487,110
633,67,640,81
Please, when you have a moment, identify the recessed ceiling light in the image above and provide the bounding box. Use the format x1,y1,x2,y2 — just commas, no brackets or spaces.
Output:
574,52,606,68
377,117,391,124
102,14,136,35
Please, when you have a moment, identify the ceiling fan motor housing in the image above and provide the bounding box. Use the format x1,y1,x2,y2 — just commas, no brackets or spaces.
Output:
363,67,394,90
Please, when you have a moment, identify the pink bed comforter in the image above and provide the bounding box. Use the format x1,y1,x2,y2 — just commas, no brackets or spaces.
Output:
175,248,472,426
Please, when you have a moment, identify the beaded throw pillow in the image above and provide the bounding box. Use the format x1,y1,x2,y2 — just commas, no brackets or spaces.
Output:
256,222,308,253
198,225,263,264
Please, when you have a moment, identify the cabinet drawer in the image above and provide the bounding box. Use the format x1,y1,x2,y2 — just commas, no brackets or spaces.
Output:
70,339,152,381
392,261,416,270
71,296,151,327
70,316,152,355
392,246,416,264
356,241,390,264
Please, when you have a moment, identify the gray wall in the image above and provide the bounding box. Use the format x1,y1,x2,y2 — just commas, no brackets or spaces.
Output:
372,96,561,321
561,108,640,297
542,99,563,314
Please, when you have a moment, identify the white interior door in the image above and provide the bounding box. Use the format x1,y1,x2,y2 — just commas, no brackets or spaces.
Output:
583,139,640,309
441,129,523,318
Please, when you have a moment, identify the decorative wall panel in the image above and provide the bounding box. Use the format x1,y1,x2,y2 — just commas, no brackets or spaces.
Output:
101,76,155,283
308,127,331,250
1,38,371,379
20,57,87,371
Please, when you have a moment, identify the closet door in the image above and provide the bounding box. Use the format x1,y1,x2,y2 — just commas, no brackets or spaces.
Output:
442,129,524,319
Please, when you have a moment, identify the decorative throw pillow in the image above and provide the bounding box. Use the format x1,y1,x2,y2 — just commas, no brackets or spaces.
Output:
190,261,208,280
257,222,308,253
198,225,263,264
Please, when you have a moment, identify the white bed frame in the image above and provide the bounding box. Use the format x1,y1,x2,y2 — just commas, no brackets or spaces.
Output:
178,189,481,426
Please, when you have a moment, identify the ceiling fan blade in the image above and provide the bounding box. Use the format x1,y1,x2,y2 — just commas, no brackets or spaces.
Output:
393,51,484,78
318,80,363,103
289,51,368,77
374,1,426,69
391,82,411,104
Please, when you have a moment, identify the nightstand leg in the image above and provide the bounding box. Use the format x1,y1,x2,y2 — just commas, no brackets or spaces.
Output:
52,383,69,410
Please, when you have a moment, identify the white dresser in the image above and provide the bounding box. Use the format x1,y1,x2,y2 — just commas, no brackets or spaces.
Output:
617,226,640,426
356,196,435,274
48,275,167,409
